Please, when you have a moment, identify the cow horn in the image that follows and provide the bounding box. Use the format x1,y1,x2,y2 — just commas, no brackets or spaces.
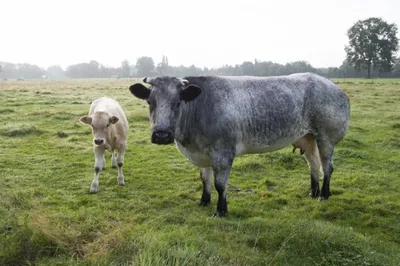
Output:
143,77,154,84
179,78,189,85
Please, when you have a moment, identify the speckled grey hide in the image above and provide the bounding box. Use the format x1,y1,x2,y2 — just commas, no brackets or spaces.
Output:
129,73,350,217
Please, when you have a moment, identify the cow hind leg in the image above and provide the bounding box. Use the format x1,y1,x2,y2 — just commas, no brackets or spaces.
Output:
116,146,126,186
315,137,334,200
293,134,322,198
199,167,212,206
303,140,321,198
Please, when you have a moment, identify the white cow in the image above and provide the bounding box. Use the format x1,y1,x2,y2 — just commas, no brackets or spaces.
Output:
80,97,129,193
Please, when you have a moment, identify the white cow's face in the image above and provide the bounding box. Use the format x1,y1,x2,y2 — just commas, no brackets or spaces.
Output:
80,112,119,146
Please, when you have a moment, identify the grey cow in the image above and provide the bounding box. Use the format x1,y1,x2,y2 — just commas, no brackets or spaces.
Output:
129,73,350,217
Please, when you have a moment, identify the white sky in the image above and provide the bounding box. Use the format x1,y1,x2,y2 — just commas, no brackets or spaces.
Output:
1,0,399,69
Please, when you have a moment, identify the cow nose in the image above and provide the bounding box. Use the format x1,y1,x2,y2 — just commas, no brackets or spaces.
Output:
152,130,174,144
94,138,104,145
155,131,171,139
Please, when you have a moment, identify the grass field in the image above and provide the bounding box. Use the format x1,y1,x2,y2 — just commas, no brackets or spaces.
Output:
1,77,400,265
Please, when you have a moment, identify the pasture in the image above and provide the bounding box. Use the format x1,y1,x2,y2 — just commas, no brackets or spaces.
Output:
1,77,400,265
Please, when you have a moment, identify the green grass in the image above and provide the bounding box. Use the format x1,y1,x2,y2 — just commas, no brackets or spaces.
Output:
1,78,400,265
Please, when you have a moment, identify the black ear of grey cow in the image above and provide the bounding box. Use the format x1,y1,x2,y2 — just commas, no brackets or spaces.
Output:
180,85,202,102
129,83,150,100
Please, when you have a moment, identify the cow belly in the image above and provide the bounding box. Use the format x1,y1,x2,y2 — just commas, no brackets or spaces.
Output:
176,142,211,168
235,135,304,156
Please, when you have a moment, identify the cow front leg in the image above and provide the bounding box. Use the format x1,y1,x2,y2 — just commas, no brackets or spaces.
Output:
101,153,106,170
199,167,212,206
111,151,117,169
116,146,126,186
91,146,105,193
212,156,234,217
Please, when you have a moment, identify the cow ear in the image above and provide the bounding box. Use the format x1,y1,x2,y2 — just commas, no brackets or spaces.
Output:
129,83,150,100
180,85,202,102
80,116,92,125
109,116,119,124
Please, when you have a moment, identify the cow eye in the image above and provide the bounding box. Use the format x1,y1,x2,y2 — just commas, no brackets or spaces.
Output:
147,100,156,110
106,124,109,128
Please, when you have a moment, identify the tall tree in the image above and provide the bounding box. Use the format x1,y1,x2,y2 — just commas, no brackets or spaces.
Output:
88,60,100,78
46,65,64,79
120,60,130,78
345,17,399,78
157,55,170,75
65,61,100,78
136,56,155,77
241,61,254,75
393,57,400,73
285,61,317,74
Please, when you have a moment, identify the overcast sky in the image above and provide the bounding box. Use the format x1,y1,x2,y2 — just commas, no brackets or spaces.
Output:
1,0,399,69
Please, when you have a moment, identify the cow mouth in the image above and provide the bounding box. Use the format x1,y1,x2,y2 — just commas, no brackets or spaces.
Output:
152,138,175,145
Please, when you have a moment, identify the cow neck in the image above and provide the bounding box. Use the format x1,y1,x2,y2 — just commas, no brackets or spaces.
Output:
105,128,116,150
174,99,201,145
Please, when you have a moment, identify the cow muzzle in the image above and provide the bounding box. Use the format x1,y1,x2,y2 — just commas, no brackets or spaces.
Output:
151,130,174,145
94,138,105,146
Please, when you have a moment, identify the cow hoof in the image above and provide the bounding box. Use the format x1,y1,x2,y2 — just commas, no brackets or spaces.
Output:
112,165,118,169
118,177,125,186
309,190,320,198
318,197,329,201
198,199,210,206
212,210,227,217
90,184,98,193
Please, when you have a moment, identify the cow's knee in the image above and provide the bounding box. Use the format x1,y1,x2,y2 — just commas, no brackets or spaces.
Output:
116,162,125,186
111,153,117,168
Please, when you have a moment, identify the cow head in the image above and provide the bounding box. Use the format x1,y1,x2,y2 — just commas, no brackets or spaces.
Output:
129,77,201,145
80,112,119,146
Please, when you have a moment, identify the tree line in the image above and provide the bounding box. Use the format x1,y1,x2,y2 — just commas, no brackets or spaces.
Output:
1,56,400,80
1,17,399,80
